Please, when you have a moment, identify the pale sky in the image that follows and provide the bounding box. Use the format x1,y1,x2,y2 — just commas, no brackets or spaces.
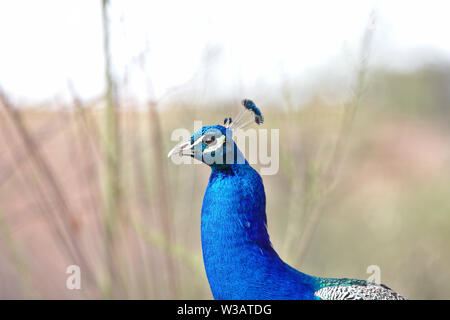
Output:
0,0,449,104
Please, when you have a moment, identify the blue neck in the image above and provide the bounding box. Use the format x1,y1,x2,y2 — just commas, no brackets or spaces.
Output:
201,163,318,299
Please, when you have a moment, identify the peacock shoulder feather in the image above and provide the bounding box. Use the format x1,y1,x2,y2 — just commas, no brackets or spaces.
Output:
315,278,407,300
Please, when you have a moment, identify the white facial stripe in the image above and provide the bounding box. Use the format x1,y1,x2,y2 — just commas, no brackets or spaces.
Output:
203,135,226,154
191,136,204,148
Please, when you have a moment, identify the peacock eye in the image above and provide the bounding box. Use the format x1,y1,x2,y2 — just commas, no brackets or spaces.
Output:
203,134,216,145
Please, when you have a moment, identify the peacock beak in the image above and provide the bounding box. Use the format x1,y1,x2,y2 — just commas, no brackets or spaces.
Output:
167,140,193,158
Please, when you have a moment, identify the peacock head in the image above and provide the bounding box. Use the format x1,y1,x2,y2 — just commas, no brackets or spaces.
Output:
168,99,263,168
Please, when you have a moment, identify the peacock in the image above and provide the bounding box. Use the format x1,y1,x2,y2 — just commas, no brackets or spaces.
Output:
168,99,406,300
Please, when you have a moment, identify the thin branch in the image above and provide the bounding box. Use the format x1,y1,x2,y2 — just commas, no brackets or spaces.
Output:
294,10,377,266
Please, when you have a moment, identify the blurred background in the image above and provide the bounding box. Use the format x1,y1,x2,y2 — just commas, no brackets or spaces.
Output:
0,0,449,299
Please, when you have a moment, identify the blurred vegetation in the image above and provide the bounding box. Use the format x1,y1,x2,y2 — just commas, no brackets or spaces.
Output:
0,3,449,300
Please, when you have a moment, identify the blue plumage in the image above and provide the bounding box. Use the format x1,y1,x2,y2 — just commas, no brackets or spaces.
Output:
168,99,406,300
